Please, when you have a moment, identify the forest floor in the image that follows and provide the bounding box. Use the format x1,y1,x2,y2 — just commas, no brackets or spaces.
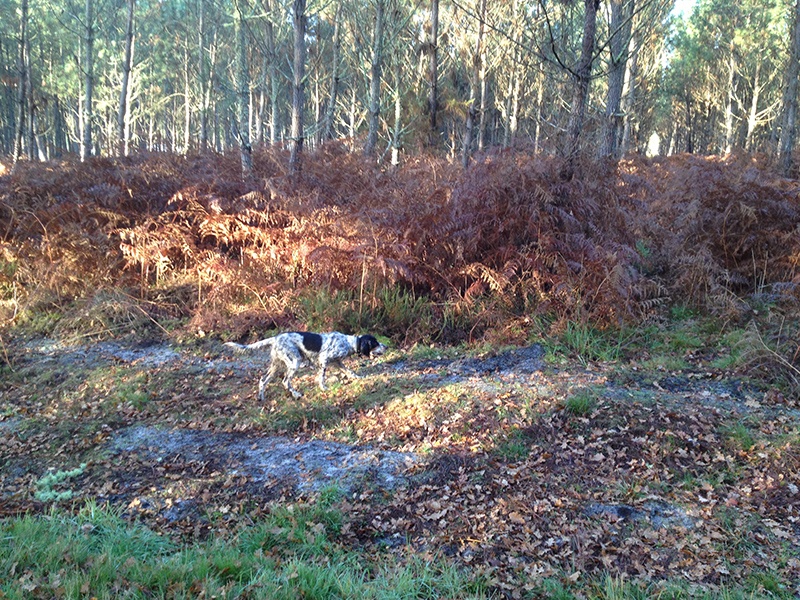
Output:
1,327,799,596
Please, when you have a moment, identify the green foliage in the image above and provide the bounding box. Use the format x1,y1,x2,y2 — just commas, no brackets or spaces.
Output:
0,502,487,600
34,463,87,502
563,388,597,417
723,422,756,452
492,426,531,461
547,322,626,365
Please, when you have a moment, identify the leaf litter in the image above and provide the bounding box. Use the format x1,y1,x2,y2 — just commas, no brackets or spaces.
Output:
1,337,799,594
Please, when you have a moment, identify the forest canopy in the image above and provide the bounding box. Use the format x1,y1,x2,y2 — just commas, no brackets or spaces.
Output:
2,0,800,173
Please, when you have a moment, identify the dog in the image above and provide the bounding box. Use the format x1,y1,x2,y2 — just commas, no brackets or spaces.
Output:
225,332,386,399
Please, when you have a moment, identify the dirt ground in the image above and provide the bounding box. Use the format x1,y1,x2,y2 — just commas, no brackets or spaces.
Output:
1,336,799,593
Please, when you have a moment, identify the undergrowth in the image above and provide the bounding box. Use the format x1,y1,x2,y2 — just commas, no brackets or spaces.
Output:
1,149,798,389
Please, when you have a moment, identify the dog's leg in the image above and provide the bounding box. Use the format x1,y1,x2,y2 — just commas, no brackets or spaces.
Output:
258,361,279,401
333,359,360,380
317,364,328,390
282,357,303,398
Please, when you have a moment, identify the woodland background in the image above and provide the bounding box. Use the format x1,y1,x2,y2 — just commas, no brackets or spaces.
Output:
1,0,800,377
2,0,800,175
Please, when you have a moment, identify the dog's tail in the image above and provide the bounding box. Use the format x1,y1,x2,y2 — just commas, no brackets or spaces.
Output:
224,338,276,353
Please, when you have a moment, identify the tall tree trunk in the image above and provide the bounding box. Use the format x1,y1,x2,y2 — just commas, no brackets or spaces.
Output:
599,0,633,160
562,0,599,179
184,43,192,154
533,69,544,153
426,0,439,147
54,97,66,156
12,0,28,165
477,44,488,152
81,0,94,160
503,0,521,149
117,0,135,156
323,0,342,140
621,31,639,154
391,60,402,166
364,0,385,156
265,0,279,145
462,0,486,168
25,34,34,158
255,46,268,144
745,61,761,150
779,0,800,175
235,0,252,175
198,0,209,150
289,0,307,176
723,43,737,155
349,83,357,148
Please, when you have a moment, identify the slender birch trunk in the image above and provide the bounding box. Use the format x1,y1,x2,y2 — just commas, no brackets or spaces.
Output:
235,0,252,175
117,0,135,156
364,0,385,156
289,0,307,176
426,0,439,147
81,0,94,160
12,0,28,165
462,0,486,168
323,0,342,140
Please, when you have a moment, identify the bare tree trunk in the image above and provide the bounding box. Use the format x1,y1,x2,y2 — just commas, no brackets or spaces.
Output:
621,31,639,154
184,43,192,154
462,0,486,168
264,1,279,145
349,83,357,148
117,0,135,156
723,44,736,155
562,0,599,179
81,0,94,160
599,0,633,160
426,0,439,147
323,0,342,140
25,34,35,158
198,0,209,150
289,0,307,176
391,61,402,166
235,0,252,175
364,0,385,156
477,44,488,152
533,70,544,154
779,0,800,175
12,0,28,165
745,61,761,150
503,0,521,149
255,50,267,145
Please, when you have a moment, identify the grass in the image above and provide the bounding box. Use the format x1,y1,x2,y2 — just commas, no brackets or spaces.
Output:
0,500,488,600
530,572,797,600
563,388,598,417
492,426,532,461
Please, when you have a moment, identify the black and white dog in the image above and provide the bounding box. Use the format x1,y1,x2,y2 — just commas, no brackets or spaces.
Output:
225,332,386,399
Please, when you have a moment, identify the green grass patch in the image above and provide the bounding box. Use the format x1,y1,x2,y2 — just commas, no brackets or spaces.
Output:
545,322,627,365
492,426,532,461
0,500,488,600
722,422,757,452
563,388,598,417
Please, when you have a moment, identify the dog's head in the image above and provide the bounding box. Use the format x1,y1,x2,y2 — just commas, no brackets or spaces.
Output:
357,335,386,357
